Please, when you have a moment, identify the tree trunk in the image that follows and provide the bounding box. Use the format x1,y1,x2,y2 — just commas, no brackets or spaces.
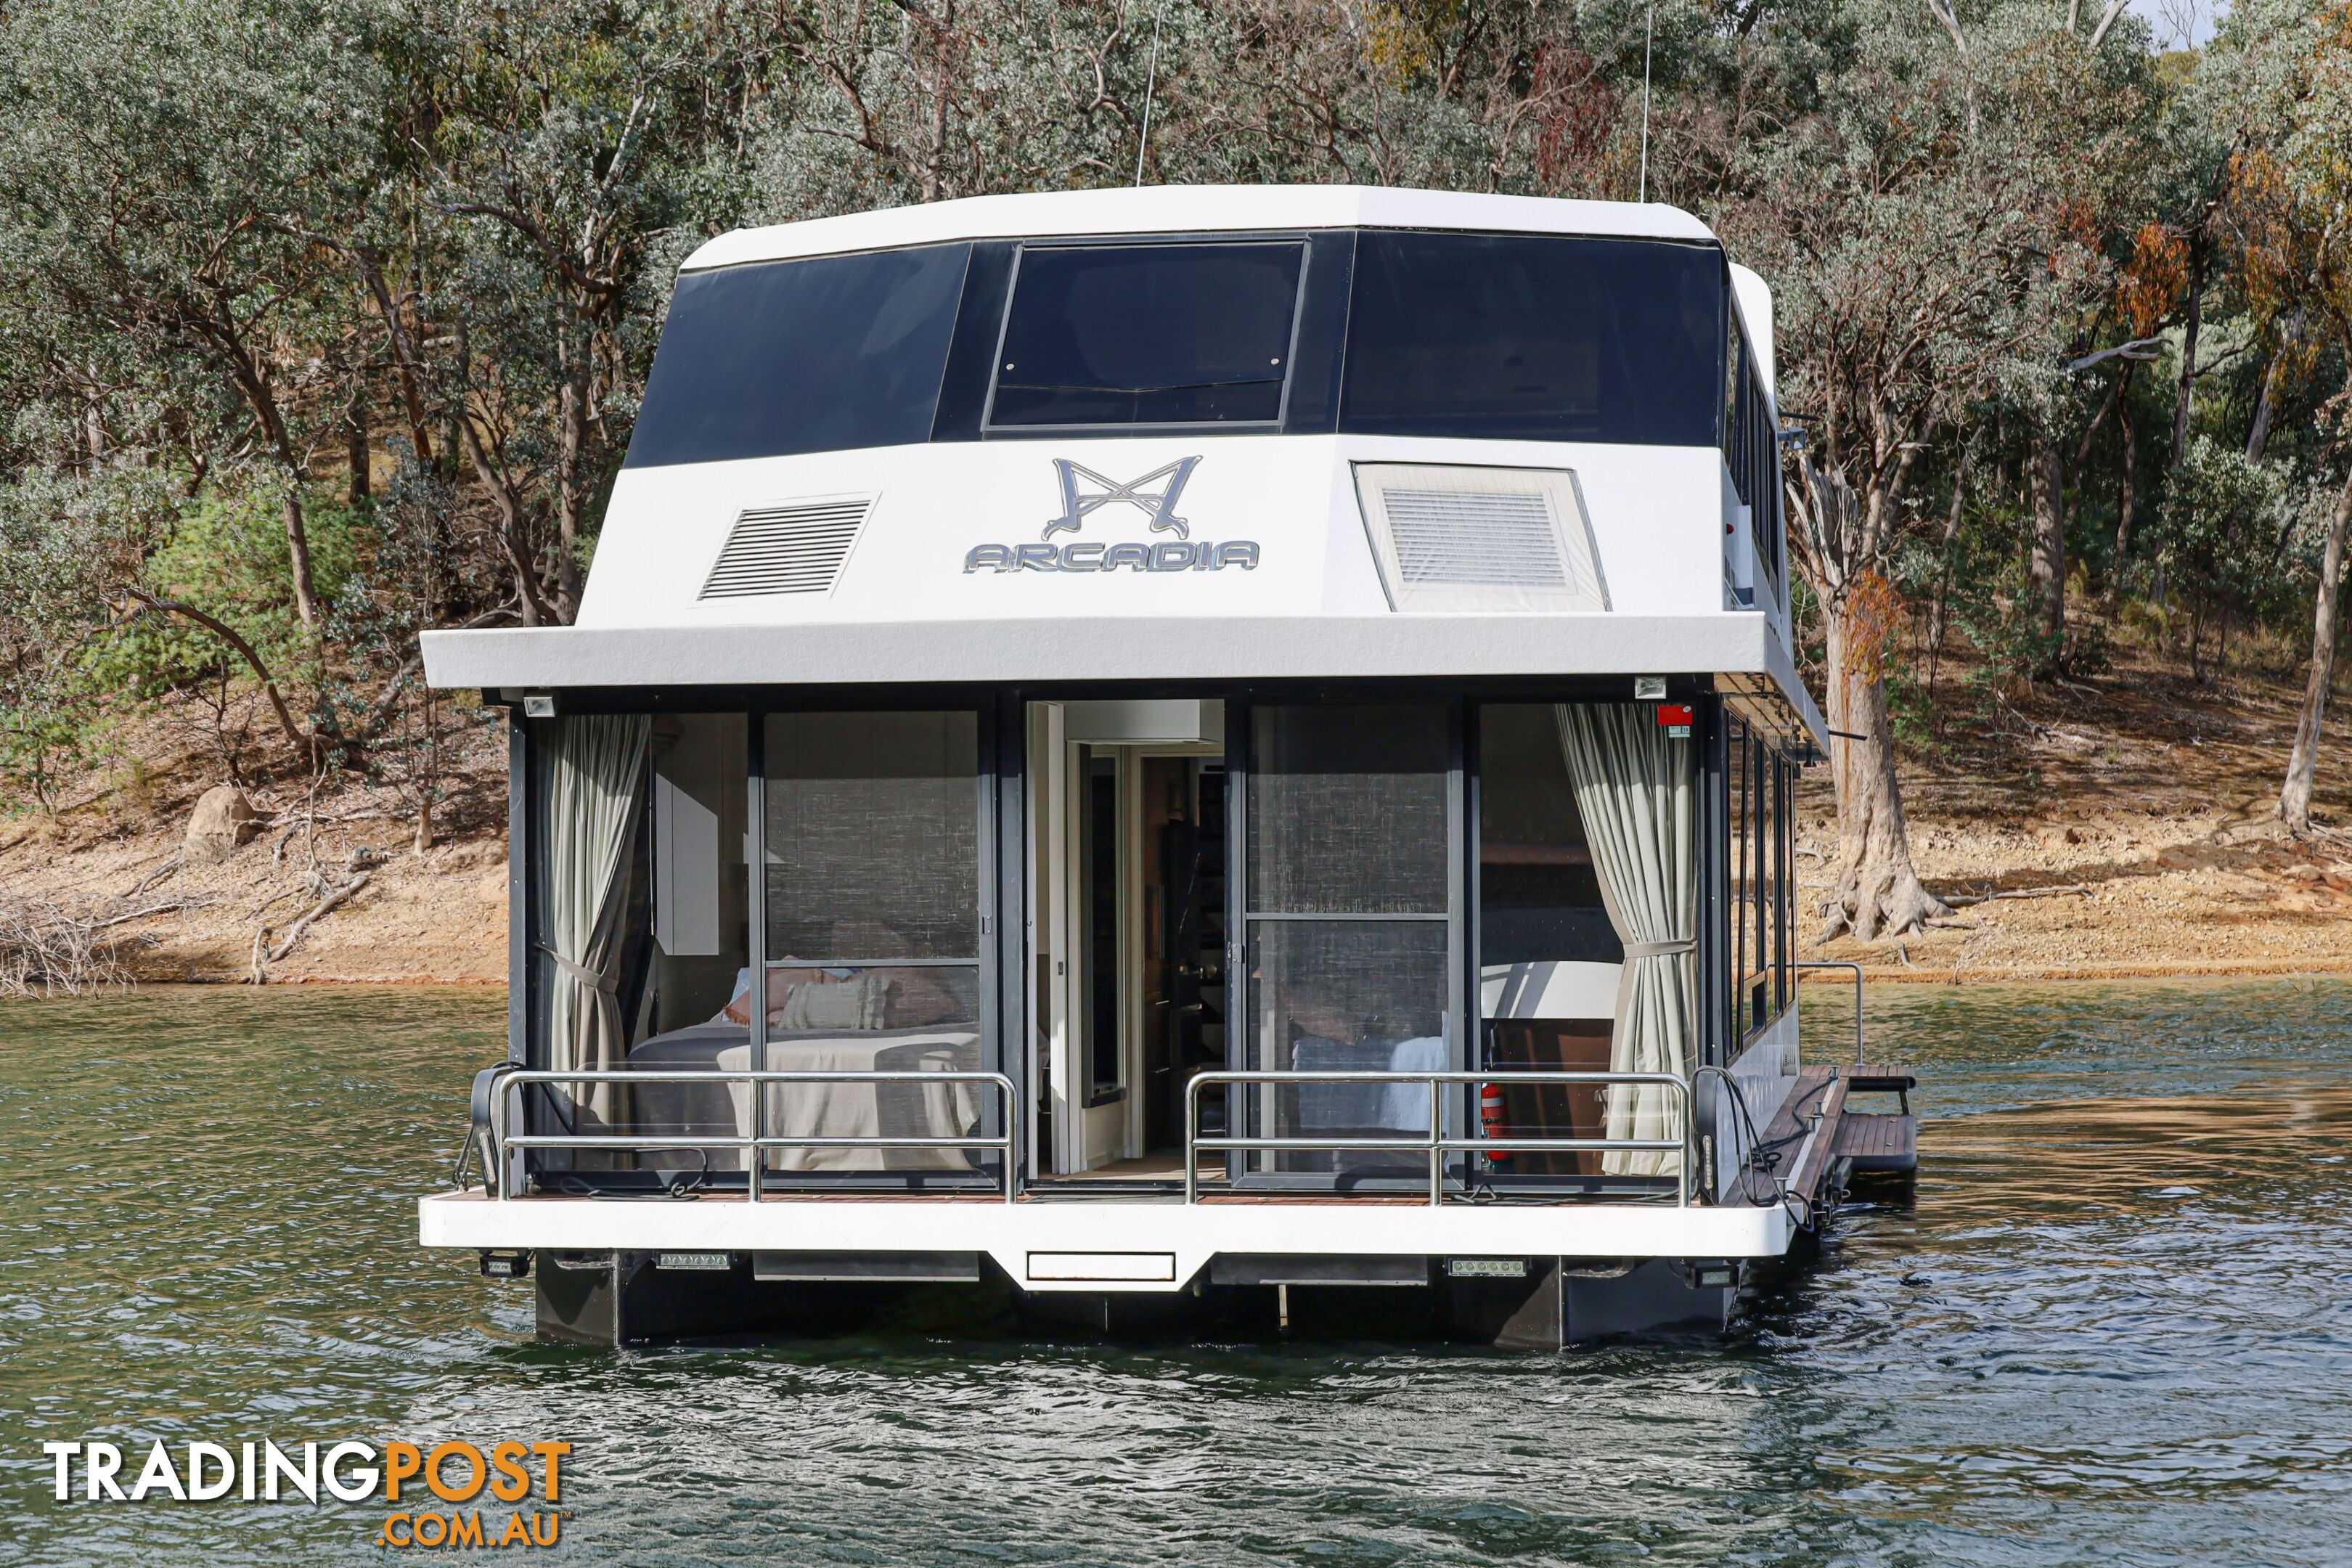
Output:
203,314,319,633
1924,452,1969,712
345,383,370,506
2281,467,2352,833
2171,245,2205,468
454,410,553,628
1821,603,1953,942
1793,457,1951,942
552,359,588,622
2027,437,2065,666
2246,359,2277,463
2248,309,2302,464
2107,372,2137,605
281,489,320,633
354,250,438,472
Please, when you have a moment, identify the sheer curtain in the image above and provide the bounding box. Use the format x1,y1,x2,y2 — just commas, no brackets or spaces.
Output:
1555,705,1695,1177
534,714,650,1130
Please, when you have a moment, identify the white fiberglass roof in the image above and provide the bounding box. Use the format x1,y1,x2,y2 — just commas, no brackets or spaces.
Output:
682,185,1721,272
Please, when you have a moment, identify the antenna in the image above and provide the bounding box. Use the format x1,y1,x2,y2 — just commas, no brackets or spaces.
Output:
1134,10,1164,187
1638,4,1654,203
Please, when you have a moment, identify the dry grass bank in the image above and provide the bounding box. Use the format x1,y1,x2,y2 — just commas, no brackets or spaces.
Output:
0,695,509,986
1801,624,2352,982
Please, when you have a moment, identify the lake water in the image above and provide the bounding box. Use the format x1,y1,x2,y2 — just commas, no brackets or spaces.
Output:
1,980,2347,1566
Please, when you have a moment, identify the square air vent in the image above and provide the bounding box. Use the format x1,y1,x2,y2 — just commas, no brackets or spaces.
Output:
1352,464,1608,613
699,496,874,599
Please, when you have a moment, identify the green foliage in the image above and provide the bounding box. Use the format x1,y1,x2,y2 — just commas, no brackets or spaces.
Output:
87,480,367,701
0,0,2345,813
0,457,176,807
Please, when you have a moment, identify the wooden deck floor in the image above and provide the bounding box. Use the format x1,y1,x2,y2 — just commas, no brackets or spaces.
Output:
1731,1063,1919,1207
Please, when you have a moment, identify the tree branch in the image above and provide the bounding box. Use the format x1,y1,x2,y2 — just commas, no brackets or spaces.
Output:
120,589,317,764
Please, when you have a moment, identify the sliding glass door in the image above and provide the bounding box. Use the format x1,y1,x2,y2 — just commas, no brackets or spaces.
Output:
1234,701,1461,1183
755,709,995,1183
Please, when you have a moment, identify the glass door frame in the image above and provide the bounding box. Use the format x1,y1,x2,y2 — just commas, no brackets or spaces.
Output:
1222,692,1469,1193
747,693,1009,1193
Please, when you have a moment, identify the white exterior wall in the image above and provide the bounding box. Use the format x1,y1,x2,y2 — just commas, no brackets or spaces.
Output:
576,435,1728,631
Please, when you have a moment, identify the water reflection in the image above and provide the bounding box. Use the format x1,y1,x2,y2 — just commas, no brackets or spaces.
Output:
0,981,2347,1564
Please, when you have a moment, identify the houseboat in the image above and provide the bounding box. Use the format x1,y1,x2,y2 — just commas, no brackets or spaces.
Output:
417,184,1917,1348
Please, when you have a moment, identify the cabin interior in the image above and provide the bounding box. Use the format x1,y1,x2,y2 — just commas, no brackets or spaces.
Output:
511,687,1800,1200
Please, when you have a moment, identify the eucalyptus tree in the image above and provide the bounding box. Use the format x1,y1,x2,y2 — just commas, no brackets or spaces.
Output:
402,0,785,624
1721,0,2139,940
0,0,384,637
2217,0,2352,833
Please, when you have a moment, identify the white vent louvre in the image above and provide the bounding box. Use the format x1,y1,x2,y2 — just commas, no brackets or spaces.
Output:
1352,464,1608,614
1381,489,1569,589
700,497,873,599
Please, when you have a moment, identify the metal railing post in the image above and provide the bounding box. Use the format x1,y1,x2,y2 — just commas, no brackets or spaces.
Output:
1184,1074,1202,1206
1797,960,1866,1063
1427,1078,1442,1206
748,1062,764,1205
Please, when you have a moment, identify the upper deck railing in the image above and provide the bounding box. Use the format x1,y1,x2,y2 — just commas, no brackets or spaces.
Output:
458,1066,1696,1208
1182,1069,1692,1206
467,1067,1020,1203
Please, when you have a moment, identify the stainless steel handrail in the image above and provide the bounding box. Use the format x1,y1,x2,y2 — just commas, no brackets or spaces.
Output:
486,1069,1021,1204
1795,960,1866,1063
1183,1069,1692,1207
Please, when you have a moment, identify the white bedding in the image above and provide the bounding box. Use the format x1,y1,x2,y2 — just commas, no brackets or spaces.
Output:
626,1023,984,1172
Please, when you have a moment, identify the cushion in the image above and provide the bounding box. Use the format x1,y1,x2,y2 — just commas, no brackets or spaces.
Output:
779,972,891,1032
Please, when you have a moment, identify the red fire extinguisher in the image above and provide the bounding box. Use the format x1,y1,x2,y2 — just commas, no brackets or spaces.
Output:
1480,1082,1511,1167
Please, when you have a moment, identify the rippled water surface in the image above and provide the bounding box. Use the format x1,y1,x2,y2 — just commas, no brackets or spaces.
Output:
2,980,2348,1565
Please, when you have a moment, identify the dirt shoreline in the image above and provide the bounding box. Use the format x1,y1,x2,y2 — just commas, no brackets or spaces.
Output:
11,797,2352,989
7,637,2351,989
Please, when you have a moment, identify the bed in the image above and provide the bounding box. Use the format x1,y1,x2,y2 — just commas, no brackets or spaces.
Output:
621,966,985,1173
623,1024,986,1172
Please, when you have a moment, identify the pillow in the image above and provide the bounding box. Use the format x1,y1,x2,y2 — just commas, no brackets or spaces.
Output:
883,968,970,1029
717,964,828,1025
778,972,891,1032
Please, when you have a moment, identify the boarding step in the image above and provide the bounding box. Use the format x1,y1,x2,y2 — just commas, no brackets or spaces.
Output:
1736,1063,1919,1212
1830,1111,1916,1175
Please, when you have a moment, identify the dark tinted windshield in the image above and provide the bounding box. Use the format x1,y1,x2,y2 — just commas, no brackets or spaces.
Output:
624,245,968,468
1339,233,1722,446
988,242,1304,427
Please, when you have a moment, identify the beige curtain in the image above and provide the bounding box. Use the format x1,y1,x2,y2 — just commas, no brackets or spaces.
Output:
1555,704,1696,1177
534,714,650,1131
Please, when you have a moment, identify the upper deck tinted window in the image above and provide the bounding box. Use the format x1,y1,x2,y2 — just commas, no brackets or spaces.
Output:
988,242,1304,428
624,245,968,468
1340,233,1722,446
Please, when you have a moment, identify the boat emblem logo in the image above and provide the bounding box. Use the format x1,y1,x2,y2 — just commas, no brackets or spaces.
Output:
963,454,1255,574
1044,456,1201,541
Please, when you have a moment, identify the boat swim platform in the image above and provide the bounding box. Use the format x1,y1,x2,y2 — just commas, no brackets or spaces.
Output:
1727,1063,1919,1216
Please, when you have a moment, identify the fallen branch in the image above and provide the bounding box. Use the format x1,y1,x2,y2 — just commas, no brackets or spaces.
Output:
1943,883,2091,907
92,895,213,930
0,897,132,996
123,853,184,898
268,872,371,963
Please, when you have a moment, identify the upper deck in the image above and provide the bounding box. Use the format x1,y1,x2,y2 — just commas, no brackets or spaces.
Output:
422,186,1809,737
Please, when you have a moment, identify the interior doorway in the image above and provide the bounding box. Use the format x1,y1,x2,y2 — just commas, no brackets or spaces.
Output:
1028,701,1225,1179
